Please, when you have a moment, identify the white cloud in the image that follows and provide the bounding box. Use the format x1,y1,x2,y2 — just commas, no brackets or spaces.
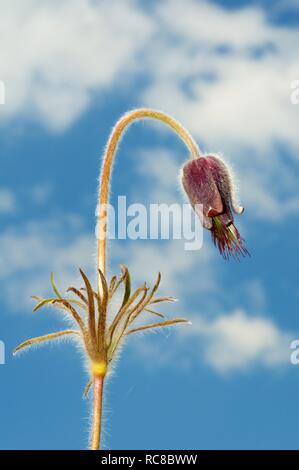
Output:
133,148,182,204
145,0,299,151
0,188,16,213
1,0,298,150
124,308,293,374
1,0,299,219
141,0,299,220
189,310,292,373
0,215,95,309
112,239,216,298
0,0,153,130
240,169,299,220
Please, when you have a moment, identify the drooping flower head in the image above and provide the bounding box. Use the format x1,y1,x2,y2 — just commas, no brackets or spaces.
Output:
181,154,249,259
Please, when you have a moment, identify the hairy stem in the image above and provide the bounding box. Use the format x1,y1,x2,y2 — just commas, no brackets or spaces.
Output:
97,108,200,282
93,108,199,450
90,375,105,450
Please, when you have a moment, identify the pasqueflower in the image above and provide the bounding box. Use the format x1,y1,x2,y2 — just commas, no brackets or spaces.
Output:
181,155,249,259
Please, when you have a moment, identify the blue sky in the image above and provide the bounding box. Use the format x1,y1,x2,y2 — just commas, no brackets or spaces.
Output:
0,0,299,450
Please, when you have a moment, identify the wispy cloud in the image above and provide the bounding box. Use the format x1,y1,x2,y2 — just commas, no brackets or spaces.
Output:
1,1,298,219
112,239,217,298
144,0,299,152
188,310,292,373
0,188,16,213
2,0,298,148
0,0,153,130
126,308,293,374
140,0,299,221
0,214,94,309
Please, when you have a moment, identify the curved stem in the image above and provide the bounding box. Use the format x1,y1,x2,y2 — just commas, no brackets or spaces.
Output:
97,108,200,284
93,108,199,450
90,375,105,450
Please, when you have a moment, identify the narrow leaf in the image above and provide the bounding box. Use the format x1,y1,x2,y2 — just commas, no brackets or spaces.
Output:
125,273,162,326
121,267,131,309
98,269,108,311
126,318,191,335
52,299,86,333
51,272,63,299
33,296,86,313
83,380,93,399
33,298,54,312
80,269,96,347
13,330,80,354
67,287,88,305
144,308,165,319
97,269,109,348
80,287,101,303
107,285,148,357
109,266,128,298
108,285,148,343
150,296,177,304
108,275,117,297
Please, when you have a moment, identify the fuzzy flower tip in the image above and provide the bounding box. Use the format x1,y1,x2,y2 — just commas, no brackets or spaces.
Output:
181,154,249,260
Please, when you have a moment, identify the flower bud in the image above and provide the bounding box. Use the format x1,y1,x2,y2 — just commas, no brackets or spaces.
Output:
181,154,248,259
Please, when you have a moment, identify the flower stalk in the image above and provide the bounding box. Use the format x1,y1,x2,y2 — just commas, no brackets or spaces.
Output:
97,108,200,278
91,375,105,451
